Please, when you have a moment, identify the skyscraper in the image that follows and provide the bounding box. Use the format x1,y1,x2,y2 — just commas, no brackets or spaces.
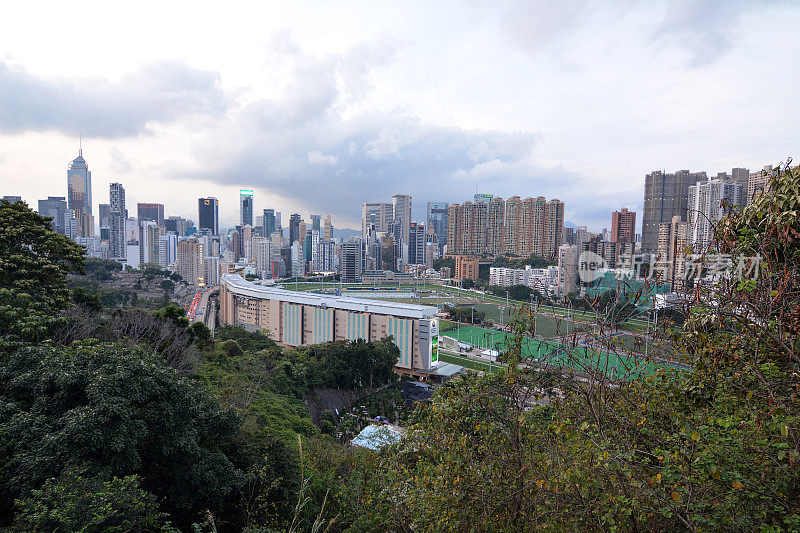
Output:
409,222,426,265
747,164,777,204
341,239,365,282
98,204,111,229
642,170,706,252
38,196,68,235
392,194,412,245
165,216,189,236
137,203,165,226
611,208,636,243
361,202,393,239
109,183,127,259
542,199,564,258
289,214,302,245
240,190,254,226
67,148,92,216
657,215,688,287
263,209,276,236
198,197,219,235
67,147,93,238
426,201,448,254
447,195,562,258
687,179,745,251
487,197,505,256
310,214,322,233
323,215,333,241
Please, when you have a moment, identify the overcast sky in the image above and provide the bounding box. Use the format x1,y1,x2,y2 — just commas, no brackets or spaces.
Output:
1,0,798,232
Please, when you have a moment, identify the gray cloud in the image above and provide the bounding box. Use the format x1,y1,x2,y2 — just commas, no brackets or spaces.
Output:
0,61,227,138
181,38,613,228
650,0,764,67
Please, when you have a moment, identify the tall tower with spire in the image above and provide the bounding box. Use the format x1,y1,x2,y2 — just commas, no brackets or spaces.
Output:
67,140,94,237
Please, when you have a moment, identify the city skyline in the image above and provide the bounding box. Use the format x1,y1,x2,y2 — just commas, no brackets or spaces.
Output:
1,2,798,230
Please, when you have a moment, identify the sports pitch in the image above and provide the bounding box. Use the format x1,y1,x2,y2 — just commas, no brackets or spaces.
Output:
440,324,677,378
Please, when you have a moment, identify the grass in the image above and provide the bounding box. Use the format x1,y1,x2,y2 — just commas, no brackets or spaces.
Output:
438,351,502,374
440,324,682,379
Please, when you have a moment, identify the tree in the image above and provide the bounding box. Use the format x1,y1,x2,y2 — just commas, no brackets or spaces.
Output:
161,278,175,295
11,468,173,532
507,283,533,301
0,200,85,341
326,161,800,531
0,342,248,528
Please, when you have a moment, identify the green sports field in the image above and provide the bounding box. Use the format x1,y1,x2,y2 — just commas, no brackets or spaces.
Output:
440,324,675,379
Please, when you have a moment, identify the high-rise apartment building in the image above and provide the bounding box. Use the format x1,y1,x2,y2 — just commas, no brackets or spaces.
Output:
447,195,562,259
38,196,68,235
504,196,523,256
657,215,688,287
487,197,505,255
392,194,412,244
748,165,776,204
731,167,750,195
341,239,365,282
687,179,744,251
109,183,127,259
610,208,636,243
240,190,253,226
177,238,205,286
426,202,448,254
557,245,579,296
139,222,165,265
323,215,333,241
542,199,564,258
642,170,706,252
409,222,426,265
137,203,165,226
361,202,393,239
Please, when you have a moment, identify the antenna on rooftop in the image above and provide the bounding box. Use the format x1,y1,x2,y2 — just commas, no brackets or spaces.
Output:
79,133,82,157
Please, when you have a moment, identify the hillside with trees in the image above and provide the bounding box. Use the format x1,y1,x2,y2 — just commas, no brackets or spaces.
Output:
0,161,798,531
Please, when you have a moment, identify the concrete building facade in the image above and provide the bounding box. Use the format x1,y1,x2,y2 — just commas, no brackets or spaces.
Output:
219,274,439,372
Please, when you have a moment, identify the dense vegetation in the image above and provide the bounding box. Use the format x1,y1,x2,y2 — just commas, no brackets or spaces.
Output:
1,161,799,531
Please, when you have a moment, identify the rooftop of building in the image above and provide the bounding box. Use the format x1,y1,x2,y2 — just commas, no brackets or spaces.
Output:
222,274,438,319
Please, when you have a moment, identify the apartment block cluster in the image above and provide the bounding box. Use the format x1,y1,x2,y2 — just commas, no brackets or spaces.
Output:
349,193,565,285
10,147,785,298
555,164,779,296
27,150,348,288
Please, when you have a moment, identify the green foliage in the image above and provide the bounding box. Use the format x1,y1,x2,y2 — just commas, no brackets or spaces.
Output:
139,263,170,278
214,326,277,353
0,200,85,341
493,254,555,270
445,305,485,324
12,468,174,532
318,161,800,531
432,256,455,272
291,339,400,390
0,342,247,528
85,257,123,273
71,286,104,314
160,278,175,295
